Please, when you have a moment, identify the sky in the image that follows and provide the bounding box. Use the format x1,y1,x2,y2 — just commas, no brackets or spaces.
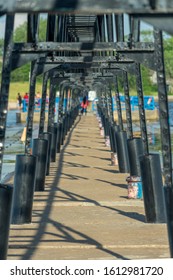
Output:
0,13,153,39
0,14,27,38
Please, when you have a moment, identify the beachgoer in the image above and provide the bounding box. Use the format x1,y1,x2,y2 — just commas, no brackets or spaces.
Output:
17,93,22,109
23,92,29,106
81,96,88,115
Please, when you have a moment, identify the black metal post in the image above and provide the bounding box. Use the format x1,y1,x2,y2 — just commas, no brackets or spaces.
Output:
42,132,52,176
135,63,149,154
12,15,39,227
0,184,13,259
154,29,173,256
107,85,119,162
27,14,39,44
123,71,133,139
11,154,37,224
116,131,130,173
39,72,49,137
140,153,166,223
48,77,57,162
32,138,48,191
59,82,66,146
0,15,14,179
103,86,110,143
116,14,124,42
57,85,64,153
62,86,69,141
135,61,166,223
25,60,39,153
114,76,123,131
25,15,39,153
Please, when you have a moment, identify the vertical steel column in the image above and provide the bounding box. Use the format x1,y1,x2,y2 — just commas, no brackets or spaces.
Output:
47,14,56,41
154,29,173,256
130,16,140,43
25,14,39,153
56,83,65,152
103,15,108,43
0,15,14,179
58,83,65,125
107,86,114,123
38,72,49,137
25,60,39,153
12,15,39,226
112,15,130,171
107,83,119,160
113,71,131,173
131,24,166,223
0,18,14,248
100,15,104,42
135,63,149,154
130,16,148,153
103,14,108,57
47,76,57,162
114,76,123,131
116,14,124,42
112,14,116,43
154,30,172,188
47,76,56,131
107,14,113,56
27,14,39,44
62,86,69,139
123,71,133,139
0,184,13,259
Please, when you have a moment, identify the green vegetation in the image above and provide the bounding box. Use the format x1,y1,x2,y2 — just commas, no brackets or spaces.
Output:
9,82,43,101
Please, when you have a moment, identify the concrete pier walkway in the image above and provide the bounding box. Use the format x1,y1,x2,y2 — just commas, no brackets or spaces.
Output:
7,114,170,260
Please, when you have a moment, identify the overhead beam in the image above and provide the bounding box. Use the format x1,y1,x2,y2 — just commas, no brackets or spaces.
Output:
102,63,136,74
11,54,43,70
116,52,156,70
1,0,173,14
13,42,154,53
37,56,134,64
134,14,173,35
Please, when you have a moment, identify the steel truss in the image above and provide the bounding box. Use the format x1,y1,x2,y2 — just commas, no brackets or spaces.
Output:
0,1,173,258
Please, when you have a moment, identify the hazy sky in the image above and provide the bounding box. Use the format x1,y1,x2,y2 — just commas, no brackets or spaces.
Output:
0,13,153,39
0,14,28,38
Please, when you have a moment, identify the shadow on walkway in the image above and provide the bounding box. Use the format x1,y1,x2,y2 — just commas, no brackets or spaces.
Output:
9,116,130,260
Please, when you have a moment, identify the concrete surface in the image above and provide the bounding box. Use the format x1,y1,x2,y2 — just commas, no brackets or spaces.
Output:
7,114,170,260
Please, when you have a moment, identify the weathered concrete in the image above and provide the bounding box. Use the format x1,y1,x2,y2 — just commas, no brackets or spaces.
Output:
7,114,170,260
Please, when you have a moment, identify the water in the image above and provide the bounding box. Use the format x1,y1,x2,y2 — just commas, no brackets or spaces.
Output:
2,103,173,181
1,110,25,181
133,102,173,168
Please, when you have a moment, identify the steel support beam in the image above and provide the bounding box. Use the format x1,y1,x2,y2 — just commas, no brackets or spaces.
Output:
39,72,49,136
154,30,172,189
134,15,173,36
13,42,154,53
2,0,173,13
37,56,134,64
0,15,14,179
154,29,173,258
114,76,123,131
123,71,133,139
135,63,149,154
47,76,56,131
25,60,39,153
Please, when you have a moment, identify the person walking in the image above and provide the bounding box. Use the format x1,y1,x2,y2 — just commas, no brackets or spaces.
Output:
81,96,88,115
